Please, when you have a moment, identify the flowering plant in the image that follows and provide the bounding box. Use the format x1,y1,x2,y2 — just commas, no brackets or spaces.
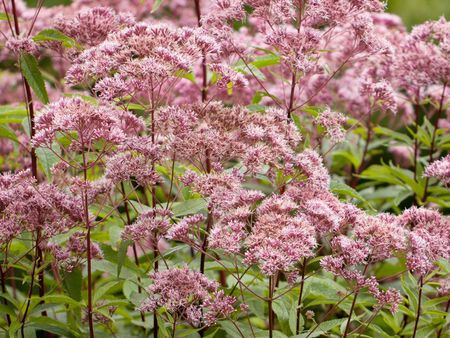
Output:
0,0,448,337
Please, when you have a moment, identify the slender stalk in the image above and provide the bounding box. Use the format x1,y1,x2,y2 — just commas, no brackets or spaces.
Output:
193,0,219,288
350,308,381,337
82,150,95,338
412,104,420,204
436,298,450,338
171,315,177,338
268,276,274,338
229,319,246,338
199,211,213,274
86,225,94,338
0,264,11,325
287,1,303,120
20,232,40,338
412,277,423,338
306,292,353,338
194,0,207,102
295,259,307,334
343,264,370,338
342,288,360,338
120,182,146,324
350,114,372,188
421,84,447,203
11,0,48,321
150,95,159,338
287,70,297,120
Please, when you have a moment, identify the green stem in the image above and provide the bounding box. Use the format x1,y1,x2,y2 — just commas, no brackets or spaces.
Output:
343,264,369,337
412,277,423,338
296,259,307,334
268,276,274,338
421,84,447,203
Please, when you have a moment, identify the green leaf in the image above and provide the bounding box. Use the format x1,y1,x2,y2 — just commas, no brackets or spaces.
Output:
221,320,288,338
374,126,412,144
37,294,81,308
130,199,207,217
151,0,163,12
251,54,280,68
33,28,80,48
333,150,361,169
117,239,132,278
401,272,418,313
92,260,135,279
299,318,346,338
289,304,303,335
19,53,49,104
172,199,207,217
0,125,18,142
305,276,346,302
0,104,28,124
0,12,8,20
175,70,196,83
330,179,370,205
28,317,77,338
93,281,121,303
62,268,82,301
360,164,423,196
0,303,16,316
233,61,266,81
36,144,60,178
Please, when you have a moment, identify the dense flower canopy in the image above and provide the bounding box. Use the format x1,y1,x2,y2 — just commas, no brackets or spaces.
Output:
0,0,448,337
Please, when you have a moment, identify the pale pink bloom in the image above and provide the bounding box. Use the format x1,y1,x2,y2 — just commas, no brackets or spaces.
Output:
5,36,39,55
0,171,82,245
401,207,450,276
122,208,173,244
314,107,347,142
32,97,144,149
424,155,450,185
139,267,235,326
55,6,135,47
244,195,316,275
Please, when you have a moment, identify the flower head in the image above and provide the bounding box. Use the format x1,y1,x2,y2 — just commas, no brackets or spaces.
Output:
139,267,235,326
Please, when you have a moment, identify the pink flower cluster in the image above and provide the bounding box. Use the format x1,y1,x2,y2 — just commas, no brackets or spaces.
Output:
139,267,235,326
0,170,82,245
245,194,316,275
424,155,450,185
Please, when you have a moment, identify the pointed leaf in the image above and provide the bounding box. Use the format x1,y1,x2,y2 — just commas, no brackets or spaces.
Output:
20,53,49,104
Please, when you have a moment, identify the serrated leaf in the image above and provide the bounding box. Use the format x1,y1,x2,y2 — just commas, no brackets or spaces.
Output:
117,239,132,278
93,281,120,303
289,304,303,336
33,28,80,49
330,179,370,205
36,144,60,178
299,318,346,338
37,295,81,308
20,53,49,104
28,317,77,338
130,199,207,217
62,268,82,301
233,61,266,81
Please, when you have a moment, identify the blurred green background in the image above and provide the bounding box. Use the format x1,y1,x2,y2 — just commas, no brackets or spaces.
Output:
388,0,449,27
24,0,450,28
